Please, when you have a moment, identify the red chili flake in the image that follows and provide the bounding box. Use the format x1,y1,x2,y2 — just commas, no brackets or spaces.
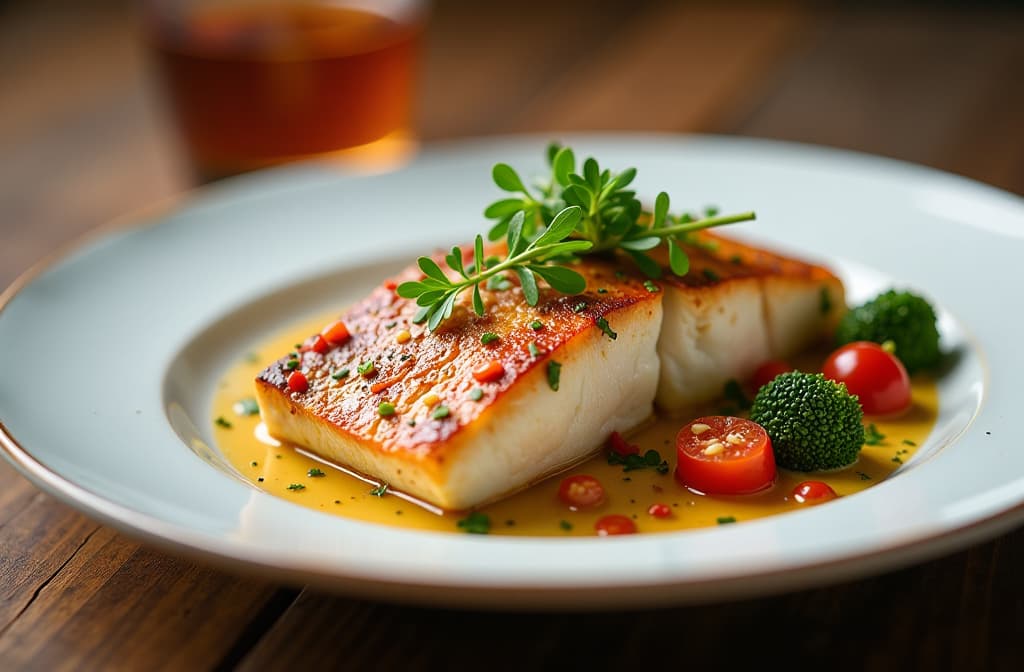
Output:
384,280,398,291
287,371,309,393
608,431,640,456
647,503,672,518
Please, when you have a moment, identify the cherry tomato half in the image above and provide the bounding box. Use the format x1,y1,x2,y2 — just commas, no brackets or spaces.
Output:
750,359,794,392
557,475,606,510
595,515,636,536
822,341,911,416
792,481,838,505
676,416,776,495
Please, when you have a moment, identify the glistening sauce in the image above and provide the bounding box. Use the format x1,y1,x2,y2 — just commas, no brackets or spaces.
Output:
211,313,938,536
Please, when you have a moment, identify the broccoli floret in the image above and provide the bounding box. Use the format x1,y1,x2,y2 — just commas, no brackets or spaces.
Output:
835,290,940,373
750,372,864,471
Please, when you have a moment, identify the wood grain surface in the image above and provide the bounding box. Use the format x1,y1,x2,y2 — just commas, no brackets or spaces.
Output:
1,1,1022,670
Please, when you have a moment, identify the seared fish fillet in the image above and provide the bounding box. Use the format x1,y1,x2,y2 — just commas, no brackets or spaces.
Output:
256,256,663,511
654,231,844,411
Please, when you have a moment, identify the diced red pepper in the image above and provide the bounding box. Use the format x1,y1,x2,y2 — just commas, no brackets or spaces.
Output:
647,503,672,518
310,334,330,354
608,431,640,456
472,360,505,383
321,320,351,346
287,371,309,393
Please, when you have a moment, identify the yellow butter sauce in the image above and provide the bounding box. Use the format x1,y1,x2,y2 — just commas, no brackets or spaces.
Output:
211,312,939,536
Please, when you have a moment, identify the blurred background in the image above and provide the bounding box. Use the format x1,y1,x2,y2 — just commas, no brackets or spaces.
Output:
1,0,1022,289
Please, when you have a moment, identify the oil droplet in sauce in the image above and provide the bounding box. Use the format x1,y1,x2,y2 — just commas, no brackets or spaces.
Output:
211,313,939,537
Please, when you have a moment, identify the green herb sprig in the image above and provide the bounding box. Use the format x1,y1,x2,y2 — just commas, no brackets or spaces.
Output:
484,144,755,278
397,207,592,331
398,144,756,329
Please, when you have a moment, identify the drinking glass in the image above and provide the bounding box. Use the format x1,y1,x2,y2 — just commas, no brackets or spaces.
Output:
143,0,427,182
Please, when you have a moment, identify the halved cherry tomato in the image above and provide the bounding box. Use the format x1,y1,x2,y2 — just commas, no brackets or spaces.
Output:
557,475,605,510
822,341,911,416
608,431,640,456
792,481,838,505
647,503,672,518
287,371,309,393
321,320,351,346
750,359,794,391
595,515,636,536
472,360,505,383
675,416,776,495
310,334,330,354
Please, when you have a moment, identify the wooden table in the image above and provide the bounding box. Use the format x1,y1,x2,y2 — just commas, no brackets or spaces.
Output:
3,1,1023,668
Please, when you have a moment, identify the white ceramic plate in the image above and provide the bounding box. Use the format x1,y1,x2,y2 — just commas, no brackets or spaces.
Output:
2,134,1022,609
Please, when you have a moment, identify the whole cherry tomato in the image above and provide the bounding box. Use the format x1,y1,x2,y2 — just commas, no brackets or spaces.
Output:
822,341,911,415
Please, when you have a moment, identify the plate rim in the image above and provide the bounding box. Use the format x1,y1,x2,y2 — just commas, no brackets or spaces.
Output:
2,131,1022,609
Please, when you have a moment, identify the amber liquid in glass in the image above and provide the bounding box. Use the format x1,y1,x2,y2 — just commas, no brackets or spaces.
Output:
149,2,421,181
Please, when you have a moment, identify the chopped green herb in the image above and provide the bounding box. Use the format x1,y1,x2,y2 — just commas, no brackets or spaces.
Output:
287,483,305,491
457,511,491,534
307,468,325,478
902,439,917,446
400,354,411,361
643,280,660,293
723,379,751,411
559,520,573,531
370,483,389,497
385,321,397,329
285,359,299,370
607,449,669,474
547,360,561,391
481,332,500,345
468,388,484,401
214,416,232,429
331,368,350,380
288,352,299,359
530,320,544,330
704,206,720,217
572,301,587,313
250,461,258,467
357,360,375,376
596,316,617,340
528,342,542,357
892,455,904,464
407,419,417,427
378,402,396,417
432,405,450,419
233,398,260,416
857,471,872,480
716,516,736,525
703,268,720,282
597,288,608,294
864,423,886,446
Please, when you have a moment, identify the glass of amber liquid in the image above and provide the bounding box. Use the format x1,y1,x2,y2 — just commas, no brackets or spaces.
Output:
144,0,426,182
